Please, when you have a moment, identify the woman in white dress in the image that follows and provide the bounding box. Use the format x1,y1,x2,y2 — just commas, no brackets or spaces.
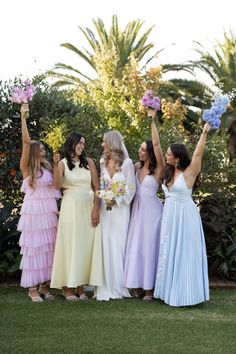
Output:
96,131,136,301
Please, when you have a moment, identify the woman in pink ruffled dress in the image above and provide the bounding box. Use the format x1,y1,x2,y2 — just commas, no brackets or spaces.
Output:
17,104,60,302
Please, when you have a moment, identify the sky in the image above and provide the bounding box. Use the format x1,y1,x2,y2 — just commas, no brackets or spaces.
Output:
1,0,236,84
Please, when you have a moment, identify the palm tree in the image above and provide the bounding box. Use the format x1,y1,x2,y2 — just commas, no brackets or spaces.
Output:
191,30,236,155
49,15,156,87
193,30,236,95
158,31,236,137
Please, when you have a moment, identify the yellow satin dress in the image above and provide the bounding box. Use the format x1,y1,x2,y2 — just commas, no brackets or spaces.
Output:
51,158,103,288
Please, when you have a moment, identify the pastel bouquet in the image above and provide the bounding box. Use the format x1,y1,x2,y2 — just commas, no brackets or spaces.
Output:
42,125,66,153
97,180,128,211
9,80,36,104
202,92,230,129
141,90,161,111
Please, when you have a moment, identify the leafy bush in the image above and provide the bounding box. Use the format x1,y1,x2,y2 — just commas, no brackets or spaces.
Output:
0,75,236,282
0,203,20,281
200,192,236,278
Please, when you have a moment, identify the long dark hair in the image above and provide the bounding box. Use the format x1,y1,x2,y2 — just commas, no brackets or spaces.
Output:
164,143,200,189
140,140,157,175
63,132,88,170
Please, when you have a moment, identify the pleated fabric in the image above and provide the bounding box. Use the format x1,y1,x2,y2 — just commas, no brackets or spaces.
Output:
18,169,60,288
154,173,209,307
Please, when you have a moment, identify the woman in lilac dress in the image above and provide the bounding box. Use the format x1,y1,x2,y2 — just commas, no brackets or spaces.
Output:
124,110,165,301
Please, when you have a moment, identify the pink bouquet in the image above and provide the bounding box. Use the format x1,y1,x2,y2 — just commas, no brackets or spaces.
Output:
9,80,36,104
141,90,161,111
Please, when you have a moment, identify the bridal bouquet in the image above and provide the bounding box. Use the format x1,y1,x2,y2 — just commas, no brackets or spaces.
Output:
9,80,36,104
97,180,128,211
202,92,230,129
141,90,161,111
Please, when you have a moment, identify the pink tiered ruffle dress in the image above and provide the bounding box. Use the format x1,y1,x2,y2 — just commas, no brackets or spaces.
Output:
17,169,60,288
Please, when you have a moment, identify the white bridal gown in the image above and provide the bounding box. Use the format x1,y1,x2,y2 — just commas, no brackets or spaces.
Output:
96,157,136,301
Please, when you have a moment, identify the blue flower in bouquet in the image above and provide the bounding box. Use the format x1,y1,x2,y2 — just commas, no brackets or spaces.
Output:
141,90,161,111
202,92,230,129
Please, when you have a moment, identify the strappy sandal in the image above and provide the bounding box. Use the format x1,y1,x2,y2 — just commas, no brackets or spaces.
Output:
62,290,78,302
28,287,43,303
77,293,89,300
39,284,55,301
143,295,153,301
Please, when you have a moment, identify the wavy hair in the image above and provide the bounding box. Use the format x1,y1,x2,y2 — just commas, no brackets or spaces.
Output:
102,131,126,170
63,132,88,170
164,143,200,189
28,141,52,189
139,140,157,175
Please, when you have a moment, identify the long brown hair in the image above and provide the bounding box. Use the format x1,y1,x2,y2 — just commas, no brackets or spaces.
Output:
139,140,157,175
164,143,200,189
28,141,52,189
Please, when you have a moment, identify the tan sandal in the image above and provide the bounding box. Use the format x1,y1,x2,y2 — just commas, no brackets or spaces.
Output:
39,284,55,301
62,290,78,302
28,287,43,303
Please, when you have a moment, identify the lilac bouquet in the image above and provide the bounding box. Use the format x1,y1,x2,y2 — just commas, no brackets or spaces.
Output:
141,90,161,111
9,80,36,104
202,92,230,129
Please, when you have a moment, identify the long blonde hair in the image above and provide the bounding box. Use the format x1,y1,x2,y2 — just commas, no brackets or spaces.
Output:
28,141,52,189
102,131,126,170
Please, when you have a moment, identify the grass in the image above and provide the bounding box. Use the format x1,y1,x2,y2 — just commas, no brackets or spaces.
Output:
1,287,236,353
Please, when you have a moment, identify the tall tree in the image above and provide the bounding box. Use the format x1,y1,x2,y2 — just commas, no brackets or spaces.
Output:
49,15,156,87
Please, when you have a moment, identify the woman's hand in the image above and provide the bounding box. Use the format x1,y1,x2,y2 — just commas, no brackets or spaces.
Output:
147,109,156,120
91,207,100,227
20,104,29,119
105,199,116,211
53,153,60,165
203,122,211,134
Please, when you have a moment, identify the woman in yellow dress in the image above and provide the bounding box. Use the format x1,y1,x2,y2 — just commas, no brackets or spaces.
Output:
51,132,102,301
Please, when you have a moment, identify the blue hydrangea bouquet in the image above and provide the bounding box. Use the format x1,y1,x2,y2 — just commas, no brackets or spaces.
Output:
202,92,230,129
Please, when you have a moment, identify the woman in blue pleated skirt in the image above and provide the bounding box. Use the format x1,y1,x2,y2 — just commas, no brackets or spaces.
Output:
154,123,211,307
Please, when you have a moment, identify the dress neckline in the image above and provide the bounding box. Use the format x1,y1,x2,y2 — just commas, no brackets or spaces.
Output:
104,166,118,180
166,172,182,192
137,172,148,185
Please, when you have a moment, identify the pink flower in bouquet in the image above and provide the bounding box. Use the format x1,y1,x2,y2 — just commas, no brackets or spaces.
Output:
141,90,161,111
97,180,129,211
9,80,36,104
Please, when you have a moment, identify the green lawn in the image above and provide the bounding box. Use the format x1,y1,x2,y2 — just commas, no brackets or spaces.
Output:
1,287,236,353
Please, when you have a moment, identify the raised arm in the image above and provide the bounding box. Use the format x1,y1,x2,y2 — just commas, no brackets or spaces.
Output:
188,122,211,177
148,109,165,180
87,158,100,227
20,104,31,177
